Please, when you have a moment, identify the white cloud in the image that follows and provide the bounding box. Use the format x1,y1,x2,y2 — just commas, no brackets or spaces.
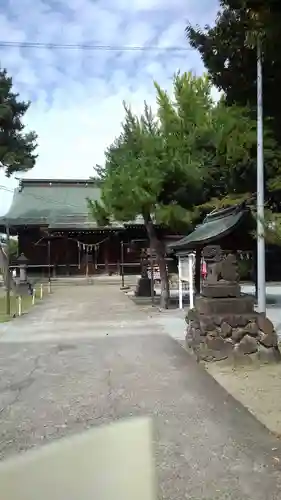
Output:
0,0,219,215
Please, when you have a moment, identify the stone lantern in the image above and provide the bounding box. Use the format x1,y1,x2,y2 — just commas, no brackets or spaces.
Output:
17,253,29,283
15,253,33,296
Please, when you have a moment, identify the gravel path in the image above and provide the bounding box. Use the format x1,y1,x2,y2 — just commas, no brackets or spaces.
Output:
0,285,281,499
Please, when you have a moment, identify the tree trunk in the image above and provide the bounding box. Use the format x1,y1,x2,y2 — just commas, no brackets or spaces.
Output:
0,244,16,292
143,214,170,309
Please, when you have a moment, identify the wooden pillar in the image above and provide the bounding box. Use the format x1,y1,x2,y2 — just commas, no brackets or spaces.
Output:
104,237,109,275
52,238,57,277
18,231,23,255
47,239,51,283
65,236,70,276
195,247,201,295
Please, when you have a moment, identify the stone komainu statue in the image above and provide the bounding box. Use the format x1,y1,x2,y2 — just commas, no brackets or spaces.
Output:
202,245,239,284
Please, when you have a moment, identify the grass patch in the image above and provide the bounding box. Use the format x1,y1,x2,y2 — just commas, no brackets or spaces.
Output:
0,287,45,322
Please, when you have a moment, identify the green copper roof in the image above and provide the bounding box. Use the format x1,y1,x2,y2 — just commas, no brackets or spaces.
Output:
168,203,248,253
0,179,101,228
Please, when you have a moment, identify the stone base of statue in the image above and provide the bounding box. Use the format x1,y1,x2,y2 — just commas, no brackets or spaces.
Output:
196,295,255,316
201,281,240,298
135,277,154,297
15,281,33,296
186,245,281,364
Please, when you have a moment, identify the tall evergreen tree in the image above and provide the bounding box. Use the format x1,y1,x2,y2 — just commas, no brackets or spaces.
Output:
0,68,37,177
186,1,281,210
0,68,37,295
89,72,266,307
186,1,281,143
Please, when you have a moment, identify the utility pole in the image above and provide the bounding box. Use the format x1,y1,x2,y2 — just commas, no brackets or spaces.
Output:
257,39,266,314
5,221,11,316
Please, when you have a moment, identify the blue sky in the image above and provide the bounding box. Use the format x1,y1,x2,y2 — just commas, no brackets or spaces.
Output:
0,0,219,214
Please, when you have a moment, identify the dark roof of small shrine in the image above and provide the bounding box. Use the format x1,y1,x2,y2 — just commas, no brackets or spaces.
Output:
168,202,250,253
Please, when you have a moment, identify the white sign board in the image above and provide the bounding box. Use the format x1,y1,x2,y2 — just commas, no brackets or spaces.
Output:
179,257,192,282
178,253,195,310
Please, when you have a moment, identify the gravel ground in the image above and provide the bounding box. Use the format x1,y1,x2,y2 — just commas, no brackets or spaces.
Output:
206,360,281,436
0,285,281,499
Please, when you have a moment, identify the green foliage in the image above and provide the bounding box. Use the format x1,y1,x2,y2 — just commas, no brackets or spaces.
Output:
257,210,281,246
91,71,271,231
92,73,216,231
0,68,37,176
87,199,110,227
186,2,281,211
185,0,281,148
237,254,252,280
7,238,18,257
0,236,18,257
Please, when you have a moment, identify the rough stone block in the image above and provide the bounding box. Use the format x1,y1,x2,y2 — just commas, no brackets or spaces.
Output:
257,314,274,335
193,327,202,336
206,335,227,351
236,315,249,327
245,321,258,336
199,318,215,332
257,345,281,364
259,331,278,348
186,309,198,322
225,314,256,328
231,328,245,343
190,320,201,330
193,343,230,362
220,322,232,338
213,316,223,326
235,334,258,355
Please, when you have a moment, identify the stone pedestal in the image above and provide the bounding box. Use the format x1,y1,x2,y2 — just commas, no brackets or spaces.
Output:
195,295,255,315
201,281,241,298
135,277,154,297
15,282,32,297
186,303,281,363
185,245,281,364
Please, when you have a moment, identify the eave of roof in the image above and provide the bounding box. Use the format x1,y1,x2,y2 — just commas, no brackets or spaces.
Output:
168,203,249,253
0,178,101,228
0,179,151,231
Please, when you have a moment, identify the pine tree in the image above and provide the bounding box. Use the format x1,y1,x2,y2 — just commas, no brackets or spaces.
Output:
89,72,265,307
0,68,37,176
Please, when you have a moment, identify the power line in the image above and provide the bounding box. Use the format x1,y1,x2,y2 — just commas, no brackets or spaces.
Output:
0,41,192,52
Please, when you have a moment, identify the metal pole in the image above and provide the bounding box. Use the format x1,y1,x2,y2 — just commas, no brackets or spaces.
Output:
5,222,11,316
120,240,125,288
48,239,51,292
257,40,266,314
178,257,183,309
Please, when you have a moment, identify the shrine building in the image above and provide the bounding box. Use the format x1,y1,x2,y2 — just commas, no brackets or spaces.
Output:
0,178,180,277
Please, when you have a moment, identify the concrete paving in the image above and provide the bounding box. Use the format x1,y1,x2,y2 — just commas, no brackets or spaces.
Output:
0,285,281,499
